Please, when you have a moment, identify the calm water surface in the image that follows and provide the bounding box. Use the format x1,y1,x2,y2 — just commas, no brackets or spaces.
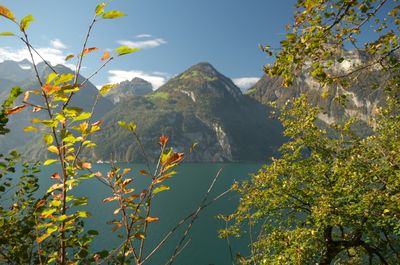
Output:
37,163,261,265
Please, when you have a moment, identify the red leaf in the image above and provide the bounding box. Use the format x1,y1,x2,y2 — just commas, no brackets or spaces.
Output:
42,84,60,93
139,169,149,176
145,216,159,223
83,47,99,55
91,120,102,127
165,152,184,166
134,232,146,240
112,222,123,232
51,173,61,180
122,178,133,187
36,199,46,208
159,135,169,146
81,162,92,169
5,104,27,115
102,196,118,203
101,51,110,61
0,5,16,21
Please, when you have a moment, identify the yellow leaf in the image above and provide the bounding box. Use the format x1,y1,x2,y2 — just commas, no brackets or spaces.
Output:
47,145,59,154
43,134,53,144
44,159,58,166
23,126,38,132
20,14,34,31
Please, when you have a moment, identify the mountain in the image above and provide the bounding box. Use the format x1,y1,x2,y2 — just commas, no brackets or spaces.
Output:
247,50,387,125
0,60,114,158
0,59,35,84
105,77,153,104
89,62,284,162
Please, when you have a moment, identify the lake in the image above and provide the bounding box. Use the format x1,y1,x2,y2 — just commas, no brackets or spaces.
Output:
36,163,261,265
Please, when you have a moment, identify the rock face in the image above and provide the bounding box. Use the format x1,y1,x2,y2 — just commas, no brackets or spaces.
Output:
105,77,153,104
0,60,285,162
248,50,387,125
90,62,284,162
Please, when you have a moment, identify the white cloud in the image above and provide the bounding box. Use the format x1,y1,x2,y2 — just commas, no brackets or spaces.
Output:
107,69,170,89
232,77,260,90
136,34,152,38
50,38,67,49
0,42,74,69
118,38,167,49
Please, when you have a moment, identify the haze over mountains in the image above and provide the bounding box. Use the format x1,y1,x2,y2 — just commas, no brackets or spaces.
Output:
0,52,386,162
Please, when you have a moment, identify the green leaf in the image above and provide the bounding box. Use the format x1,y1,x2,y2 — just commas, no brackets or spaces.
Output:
20,14,34,31
40,119,58,128
76,211,91,218
54,73,75,85
44,159,58,166
99,84,117,95
0,31,14,36
2,86,22,108
118,121,137,132
73,112,91,122
36,226,57,243
114,46,140,56
102,10,126,19
88,229,99,236
64,107,83,116
78,173,95,180
65,54,74,61
72,197,88,206
134,232,146,240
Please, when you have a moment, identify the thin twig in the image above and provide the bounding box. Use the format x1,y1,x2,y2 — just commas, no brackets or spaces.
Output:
81,57,114,87
22,101,48,111
19,37,58,74
64,15,97,109
136,143,166,262
165,168,224,265
224,221,235,265
141,187,232,264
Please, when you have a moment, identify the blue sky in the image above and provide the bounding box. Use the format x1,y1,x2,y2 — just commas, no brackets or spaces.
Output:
0,0,296,89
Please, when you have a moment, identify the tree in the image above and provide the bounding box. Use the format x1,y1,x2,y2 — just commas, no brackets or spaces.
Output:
0,87,42,264
223,0,400,264
0,3,200,265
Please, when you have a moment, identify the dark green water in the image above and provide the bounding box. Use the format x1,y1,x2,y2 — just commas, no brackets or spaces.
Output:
37,163,260,265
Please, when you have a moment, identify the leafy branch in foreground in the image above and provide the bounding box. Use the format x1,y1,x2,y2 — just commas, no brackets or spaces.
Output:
264,0,400,88
0,87,42,264
223,95,400,264
222,1,400,264
0,2,141,264
0,3,229,265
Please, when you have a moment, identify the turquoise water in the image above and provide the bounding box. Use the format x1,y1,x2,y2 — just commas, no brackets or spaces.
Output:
37,163,261,265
